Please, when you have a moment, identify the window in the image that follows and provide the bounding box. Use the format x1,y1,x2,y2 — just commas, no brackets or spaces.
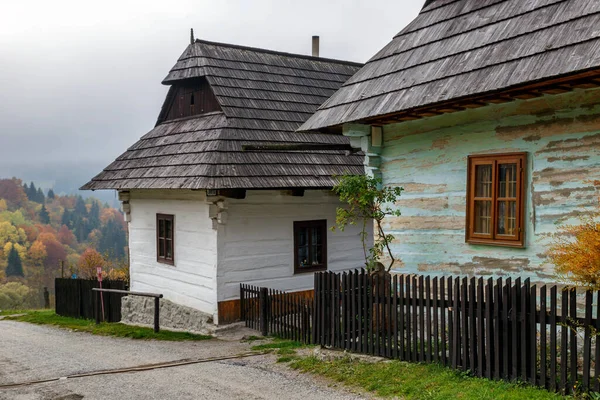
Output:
157,214,174,265
294,220,327,273
466,153,526,247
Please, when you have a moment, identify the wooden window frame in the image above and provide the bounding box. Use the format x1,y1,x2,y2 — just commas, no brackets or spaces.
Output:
156,214,175,265
466,152,527,248
293,220,328,274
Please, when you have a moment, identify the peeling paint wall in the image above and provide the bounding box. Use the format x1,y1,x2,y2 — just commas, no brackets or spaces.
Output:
380,88,600,282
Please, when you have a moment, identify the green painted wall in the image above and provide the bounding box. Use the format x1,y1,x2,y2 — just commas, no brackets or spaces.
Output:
379,88,600,282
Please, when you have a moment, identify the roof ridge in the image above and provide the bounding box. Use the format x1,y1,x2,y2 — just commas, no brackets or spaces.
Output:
193,38,363,67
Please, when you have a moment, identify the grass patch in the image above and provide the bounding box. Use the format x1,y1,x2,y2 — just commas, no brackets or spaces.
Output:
290,356,563,400
5,310,212,341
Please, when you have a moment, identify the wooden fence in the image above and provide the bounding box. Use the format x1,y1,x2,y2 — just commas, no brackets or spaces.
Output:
240,284,313,343
242,270,600,395
55,278,127,322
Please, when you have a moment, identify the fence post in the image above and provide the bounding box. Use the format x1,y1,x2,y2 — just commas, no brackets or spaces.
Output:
154,297,160,333
259,287,269,336
240,284,246,321
95,290,100,325
43,287,50,309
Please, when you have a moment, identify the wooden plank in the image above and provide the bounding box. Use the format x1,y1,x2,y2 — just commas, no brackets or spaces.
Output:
374,272,380,356
595,290,600,392
511,278,519,380
420,275,426,362
398,275,405,360
560,288,568,394
530,284,537,386
477,277,484,377
540,285,547,389
393,275,399,359
521,279,529,383
387,274,393,358
502,278,510,380
486,278,494,380
463,277,469,372
582,290,593,392
426,276,432,363
440,277,447,366
405,275,411,361
413,275,419,362
368,273,374,356
569,288,577,394
350,271,357,352
452,277,460,369
342,273,347,350
549,286,557,392
433,277,439,363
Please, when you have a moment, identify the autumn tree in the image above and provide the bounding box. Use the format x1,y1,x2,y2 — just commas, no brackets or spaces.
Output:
547,181,600,288
28,240,47,267
0,179,27,209
37,232,67,271
38,205,50,224
78,248,104,279
57,225,76,247
6,246,24,277
0,199,7,212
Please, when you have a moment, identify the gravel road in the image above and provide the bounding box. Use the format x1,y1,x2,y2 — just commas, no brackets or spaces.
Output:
0,320,366,400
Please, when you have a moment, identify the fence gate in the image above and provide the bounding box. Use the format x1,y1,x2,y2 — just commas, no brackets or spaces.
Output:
55,278,127,322
240,285,314,343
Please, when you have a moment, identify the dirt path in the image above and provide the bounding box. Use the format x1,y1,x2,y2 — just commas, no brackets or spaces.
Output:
0,320,365,400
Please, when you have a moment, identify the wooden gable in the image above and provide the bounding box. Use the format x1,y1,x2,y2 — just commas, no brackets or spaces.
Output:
162,78,221,122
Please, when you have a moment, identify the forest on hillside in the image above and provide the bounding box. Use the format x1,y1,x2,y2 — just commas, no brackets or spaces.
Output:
0,177,128,309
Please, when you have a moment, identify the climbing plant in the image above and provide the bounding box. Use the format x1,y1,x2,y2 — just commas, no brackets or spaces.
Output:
332,175,403,271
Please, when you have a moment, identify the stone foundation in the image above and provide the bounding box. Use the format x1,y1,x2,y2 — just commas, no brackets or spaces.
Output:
120,296,214,335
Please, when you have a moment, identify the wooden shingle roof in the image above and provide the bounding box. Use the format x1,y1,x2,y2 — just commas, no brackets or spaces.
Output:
300,0,600,131
82,40,363,191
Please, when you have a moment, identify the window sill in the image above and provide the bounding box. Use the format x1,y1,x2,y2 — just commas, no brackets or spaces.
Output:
466,239,525,249
157,258,175,266
294,265,327,274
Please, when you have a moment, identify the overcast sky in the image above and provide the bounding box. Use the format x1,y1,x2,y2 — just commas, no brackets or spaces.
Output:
0,0,423,184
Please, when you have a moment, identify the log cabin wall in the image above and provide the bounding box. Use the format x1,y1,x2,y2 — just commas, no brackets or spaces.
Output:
378,88,600,282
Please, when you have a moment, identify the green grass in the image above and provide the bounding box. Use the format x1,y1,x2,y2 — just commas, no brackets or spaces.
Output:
4,310,212,341
290,356,564,400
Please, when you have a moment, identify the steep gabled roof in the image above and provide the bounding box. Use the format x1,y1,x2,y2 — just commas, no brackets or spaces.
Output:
300,0,600,131
82,40,363,191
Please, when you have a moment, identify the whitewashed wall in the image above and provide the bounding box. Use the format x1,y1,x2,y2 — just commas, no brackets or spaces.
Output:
128,190,218,317
216,190,372,302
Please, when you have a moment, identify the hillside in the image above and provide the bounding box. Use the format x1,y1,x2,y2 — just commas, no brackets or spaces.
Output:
0,177,127,309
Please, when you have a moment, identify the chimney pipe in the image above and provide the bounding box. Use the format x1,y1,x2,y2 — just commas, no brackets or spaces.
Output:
312,36,320,57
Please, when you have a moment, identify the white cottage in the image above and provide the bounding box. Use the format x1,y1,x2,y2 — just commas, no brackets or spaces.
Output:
82,38,370,325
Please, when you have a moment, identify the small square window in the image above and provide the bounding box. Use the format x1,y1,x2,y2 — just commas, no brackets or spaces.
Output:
157,214,174,265
294,220,327,273
466,153,526,247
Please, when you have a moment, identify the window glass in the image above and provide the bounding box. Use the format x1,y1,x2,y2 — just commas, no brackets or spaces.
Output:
294,220,326,273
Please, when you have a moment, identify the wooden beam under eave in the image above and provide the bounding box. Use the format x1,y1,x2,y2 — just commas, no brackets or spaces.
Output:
511,92,541,100
539,86,571,95
485,97,512,104
570,82,600,89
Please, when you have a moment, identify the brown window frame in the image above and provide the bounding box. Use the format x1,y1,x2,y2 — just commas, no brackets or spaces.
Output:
466,152,527,248
294,220,327,274
156,214,175,265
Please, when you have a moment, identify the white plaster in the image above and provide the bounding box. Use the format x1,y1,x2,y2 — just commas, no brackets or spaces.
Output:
217,190,372,302
128,190,218,318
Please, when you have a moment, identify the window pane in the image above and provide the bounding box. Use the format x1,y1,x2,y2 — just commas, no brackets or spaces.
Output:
474,200,492,234
298,228,308,247
498,163,517,198
475,165,492,197
165,219,172,239
298,245,309,267
158,238,165,257
158,219,165,238
498,201,517,235
310,245,323,265
311,227,322,246
166,239,173,259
